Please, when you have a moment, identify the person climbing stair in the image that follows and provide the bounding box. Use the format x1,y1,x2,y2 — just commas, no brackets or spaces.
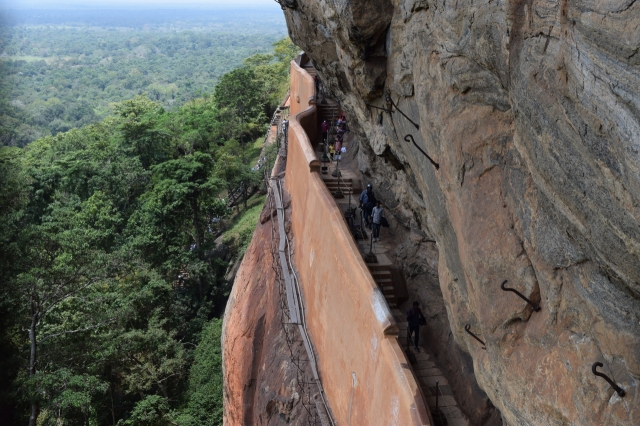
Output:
407,301,426,352
359,184,376,229
371,201,385,242
321,119,329,143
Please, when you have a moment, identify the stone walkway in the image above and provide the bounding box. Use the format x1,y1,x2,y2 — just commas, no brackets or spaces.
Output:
308,70,469,426
317,153,470,425
394,312,470,426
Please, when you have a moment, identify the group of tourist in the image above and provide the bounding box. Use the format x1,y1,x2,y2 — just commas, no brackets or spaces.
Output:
360,183,426,351
321,112,349,162
359,183,390,242
287,73,430,355
319,108,427,353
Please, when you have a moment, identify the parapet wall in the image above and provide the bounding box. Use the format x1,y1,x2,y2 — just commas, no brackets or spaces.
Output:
285,59,431,426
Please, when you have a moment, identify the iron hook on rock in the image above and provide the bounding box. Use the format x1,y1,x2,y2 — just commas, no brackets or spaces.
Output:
592,362,626,397
500,280,541,312
404,134,440,170
464,324,486,350
364,102,394,114
385,94,420,130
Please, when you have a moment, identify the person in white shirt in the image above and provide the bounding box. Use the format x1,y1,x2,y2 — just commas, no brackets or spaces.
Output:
371,201,385,242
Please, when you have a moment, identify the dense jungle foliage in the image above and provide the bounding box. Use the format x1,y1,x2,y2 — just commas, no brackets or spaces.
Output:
0,8,288,146
0,16,297,424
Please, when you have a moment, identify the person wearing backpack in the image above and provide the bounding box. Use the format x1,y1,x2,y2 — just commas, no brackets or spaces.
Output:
407,301,426,352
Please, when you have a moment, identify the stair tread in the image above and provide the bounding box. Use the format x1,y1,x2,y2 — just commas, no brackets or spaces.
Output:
415,368,442,377
413,361,436,370
413,353,431,361
426,395,457,408
419,375,449,387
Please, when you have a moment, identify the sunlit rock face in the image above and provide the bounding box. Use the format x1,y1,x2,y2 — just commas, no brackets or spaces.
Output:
222,200,317,426
283,1,640,424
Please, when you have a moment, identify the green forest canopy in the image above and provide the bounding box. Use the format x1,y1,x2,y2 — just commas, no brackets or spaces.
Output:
0,9,288,146
0,33,298,425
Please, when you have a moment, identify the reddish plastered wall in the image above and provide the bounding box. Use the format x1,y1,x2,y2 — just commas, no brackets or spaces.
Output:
285,59,432,426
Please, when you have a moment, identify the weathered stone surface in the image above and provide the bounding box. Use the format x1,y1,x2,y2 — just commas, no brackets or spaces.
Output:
284,1,640,425
222,205,315,425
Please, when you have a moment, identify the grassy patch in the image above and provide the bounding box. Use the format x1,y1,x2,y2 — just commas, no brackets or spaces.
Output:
245,136,265,168
222,194,266,256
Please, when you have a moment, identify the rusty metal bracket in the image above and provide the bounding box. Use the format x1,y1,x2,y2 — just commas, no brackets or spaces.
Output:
386,94,420,130
365,102,394,114
464,324,486,349
404,134,440,170
500,280,541,312
592,362,626,397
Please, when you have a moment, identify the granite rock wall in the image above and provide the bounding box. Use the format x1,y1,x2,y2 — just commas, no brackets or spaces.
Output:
283,1,640,424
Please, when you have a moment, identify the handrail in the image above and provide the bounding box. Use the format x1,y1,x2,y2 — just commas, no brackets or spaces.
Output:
289,112,320,172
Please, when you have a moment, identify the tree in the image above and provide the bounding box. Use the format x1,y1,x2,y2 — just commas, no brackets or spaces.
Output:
11,198,122,426
213,67,265,129
0,147,30,424
0,34,298,424
172,319,223,426
113,95,170,168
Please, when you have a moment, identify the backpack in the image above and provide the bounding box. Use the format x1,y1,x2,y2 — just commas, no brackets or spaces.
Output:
407,308,427,325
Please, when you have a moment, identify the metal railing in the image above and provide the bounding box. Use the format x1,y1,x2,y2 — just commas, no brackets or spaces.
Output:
267,143,335,425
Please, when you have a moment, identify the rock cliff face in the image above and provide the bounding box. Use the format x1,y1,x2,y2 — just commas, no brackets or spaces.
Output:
283,1,640,424
222,194,319,425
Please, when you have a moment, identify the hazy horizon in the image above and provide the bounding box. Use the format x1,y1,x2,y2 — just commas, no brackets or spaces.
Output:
0,0,279,10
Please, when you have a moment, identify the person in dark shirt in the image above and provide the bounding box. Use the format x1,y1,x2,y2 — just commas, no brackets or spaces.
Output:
359,184,377,228
407,301,426,352
321,119,329,143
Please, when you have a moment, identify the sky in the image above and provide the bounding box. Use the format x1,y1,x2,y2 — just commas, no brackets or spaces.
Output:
0,0,278,9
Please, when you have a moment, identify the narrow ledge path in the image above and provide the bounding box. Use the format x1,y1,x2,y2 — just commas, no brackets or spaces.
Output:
307,56,470,426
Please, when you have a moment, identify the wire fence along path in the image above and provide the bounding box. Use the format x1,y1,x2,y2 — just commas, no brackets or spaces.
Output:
264,115,334,425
